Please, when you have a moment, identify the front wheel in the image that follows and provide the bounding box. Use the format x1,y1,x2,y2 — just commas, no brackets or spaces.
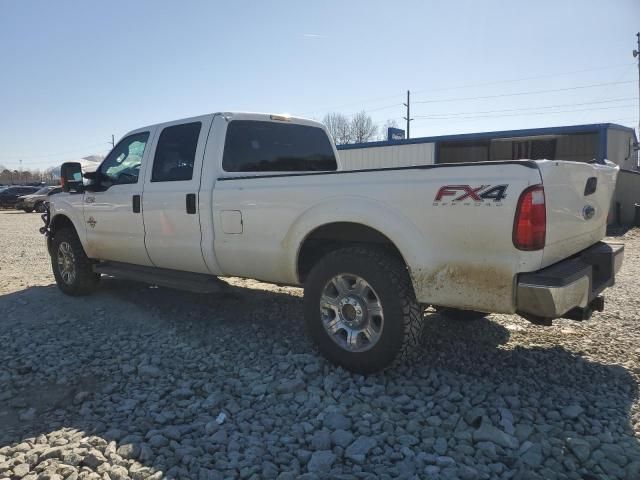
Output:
51,228,100,296
304,247,423,374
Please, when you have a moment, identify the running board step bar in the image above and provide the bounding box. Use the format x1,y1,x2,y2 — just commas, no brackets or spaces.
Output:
93,261,227,294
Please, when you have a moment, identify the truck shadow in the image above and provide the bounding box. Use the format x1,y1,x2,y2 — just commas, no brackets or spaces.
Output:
0,281,638,479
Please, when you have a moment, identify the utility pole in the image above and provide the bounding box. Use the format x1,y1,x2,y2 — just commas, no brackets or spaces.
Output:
633,32,640,138
403,90,413,139
109,134,115,148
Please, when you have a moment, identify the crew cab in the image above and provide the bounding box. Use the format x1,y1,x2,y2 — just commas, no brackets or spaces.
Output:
42,112,623,373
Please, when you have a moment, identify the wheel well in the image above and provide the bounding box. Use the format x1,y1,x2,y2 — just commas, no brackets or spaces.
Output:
50,214,76,237
297,222,406,282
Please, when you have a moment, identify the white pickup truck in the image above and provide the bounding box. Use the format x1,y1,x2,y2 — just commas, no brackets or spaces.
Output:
43,112,624,373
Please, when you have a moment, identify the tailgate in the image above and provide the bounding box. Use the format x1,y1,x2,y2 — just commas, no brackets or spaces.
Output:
537,160,619,268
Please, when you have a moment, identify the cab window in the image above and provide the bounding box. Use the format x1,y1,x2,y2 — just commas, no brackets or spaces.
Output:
222,120,337,172
151,122,202,182
100,132,150,185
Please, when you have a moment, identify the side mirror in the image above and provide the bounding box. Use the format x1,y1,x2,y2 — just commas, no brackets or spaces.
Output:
60,162,84,193
82,170,111,192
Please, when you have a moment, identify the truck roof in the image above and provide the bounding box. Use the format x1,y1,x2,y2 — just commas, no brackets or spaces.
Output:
126,112,320,138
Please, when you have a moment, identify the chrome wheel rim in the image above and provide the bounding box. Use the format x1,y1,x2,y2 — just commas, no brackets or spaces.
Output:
57,242,76,285
320,273,384,352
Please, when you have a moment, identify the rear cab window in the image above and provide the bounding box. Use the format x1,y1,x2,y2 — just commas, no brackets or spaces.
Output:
222,120,337,172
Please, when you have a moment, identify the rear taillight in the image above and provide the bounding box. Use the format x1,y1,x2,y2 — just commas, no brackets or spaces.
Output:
513,185,546,251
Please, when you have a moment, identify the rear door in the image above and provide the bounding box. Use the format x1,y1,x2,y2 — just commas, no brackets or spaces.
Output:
537,160,619,267
142,115,213,273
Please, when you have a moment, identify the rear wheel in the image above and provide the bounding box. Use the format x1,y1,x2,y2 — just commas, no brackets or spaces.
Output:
51,228,100,296
304,247,423,374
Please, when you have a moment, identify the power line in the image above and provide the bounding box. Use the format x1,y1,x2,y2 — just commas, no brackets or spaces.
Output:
412,80,635,104
412,104,637,122
413,97,637,119
303,62,635,116
343,103,402,117
302,94,404,117
411,63,636,96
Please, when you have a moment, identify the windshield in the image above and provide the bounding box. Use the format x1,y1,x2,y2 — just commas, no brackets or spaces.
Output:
33,187,51,195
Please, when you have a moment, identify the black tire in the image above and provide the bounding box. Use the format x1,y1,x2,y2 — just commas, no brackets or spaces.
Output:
51,228,100,296
34,202,46,213
304,246,423,374
436,307,487,321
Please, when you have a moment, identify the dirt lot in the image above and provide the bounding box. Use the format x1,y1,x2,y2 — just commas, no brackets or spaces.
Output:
0,210,639,480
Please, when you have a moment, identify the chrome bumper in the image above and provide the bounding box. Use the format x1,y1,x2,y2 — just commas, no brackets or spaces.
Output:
516,242,624,320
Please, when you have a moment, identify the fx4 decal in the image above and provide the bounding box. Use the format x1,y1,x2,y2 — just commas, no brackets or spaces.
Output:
433,184,508,205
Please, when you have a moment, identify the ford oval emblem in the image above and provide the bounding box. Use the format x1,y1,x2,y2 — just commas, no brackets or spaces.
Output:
582,205,595,220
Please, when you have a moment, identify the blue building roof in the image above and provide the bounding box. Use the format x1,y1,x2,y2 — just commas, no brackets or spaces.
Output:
336,123,637,151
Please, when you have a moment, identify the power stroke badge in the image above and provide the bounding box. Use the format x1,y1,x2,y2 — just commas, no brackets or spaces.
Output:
433,184,508,206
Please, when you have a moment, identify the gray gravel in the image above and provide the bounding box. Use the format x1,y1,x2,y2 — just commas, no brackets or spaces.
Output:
0,210,639,480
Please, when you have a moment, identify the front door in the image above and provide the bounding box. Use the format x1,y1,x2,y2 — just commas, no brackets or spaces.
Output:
83,129,154,265
142,116,213,273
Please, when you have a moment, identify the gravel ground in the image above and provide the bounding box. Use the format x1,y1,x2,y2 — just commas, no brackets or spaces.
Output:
0,210,639,480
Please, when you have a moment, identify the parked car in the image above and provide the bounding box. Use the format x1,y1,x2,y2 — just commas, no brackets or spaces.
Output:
16,186,63,213
0,186,40,208
43,112,623,373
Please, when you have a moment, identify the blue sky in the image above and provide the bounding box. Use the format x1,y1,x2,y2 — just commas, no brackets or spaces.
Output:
0,0,638,170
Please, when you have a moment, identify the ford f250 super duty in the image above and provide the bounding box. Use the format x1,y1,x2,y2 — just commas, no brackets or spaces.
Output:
42,112,624,373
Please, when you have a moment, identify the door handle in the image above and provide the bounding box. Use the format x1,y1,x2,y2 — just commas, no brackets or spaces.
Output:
132,195,141,213
186,193,196,214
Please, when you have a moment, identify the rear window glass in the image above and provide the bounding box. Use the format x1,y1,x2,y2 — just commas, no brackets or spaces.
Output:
222,120,337,172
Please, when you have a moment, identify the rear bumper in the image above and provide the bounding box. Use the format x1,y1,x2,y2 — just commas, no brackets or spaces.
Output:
516,242,624,319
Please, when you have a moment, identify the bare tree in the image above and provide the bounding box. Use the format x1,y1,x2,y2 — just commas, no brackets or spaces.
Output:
0,169,12,184
322,112,353,145
44,166,60,184
378,119,400,141
350,111,378,144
